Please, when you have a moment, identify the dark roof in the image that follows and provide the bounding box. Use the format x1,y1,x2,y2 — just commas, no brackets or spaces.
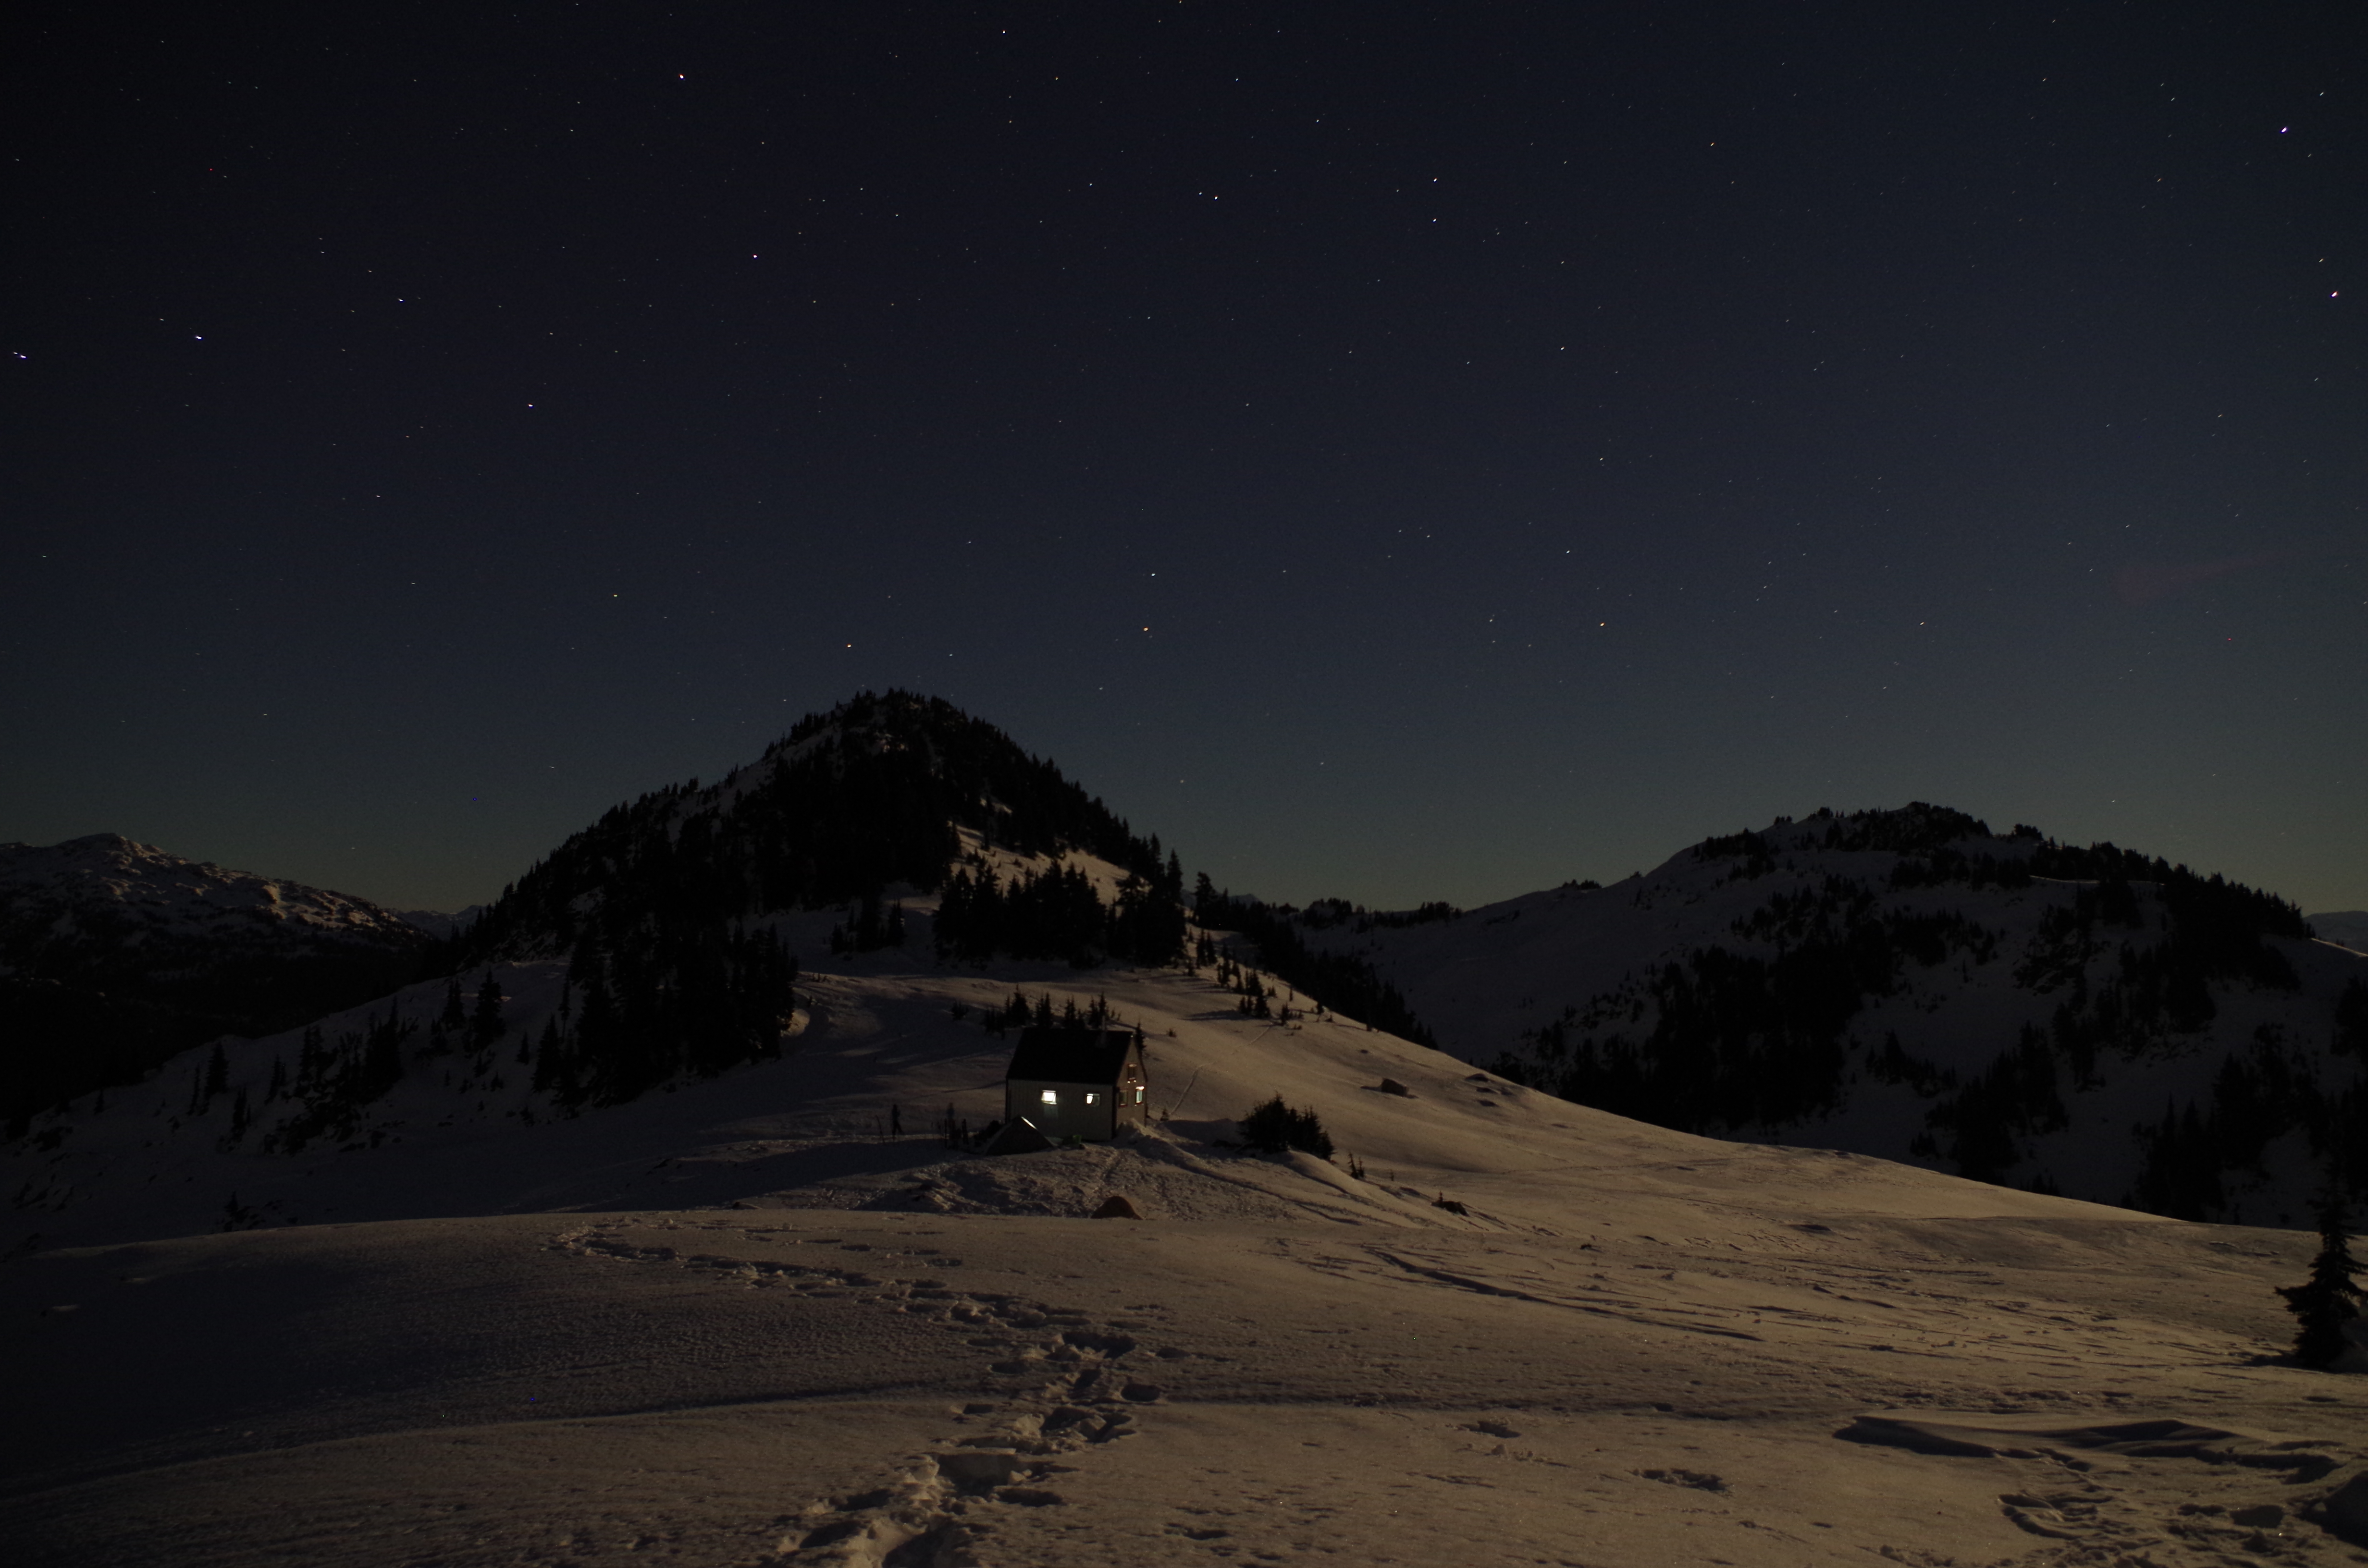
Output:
1005,1027,1140,1085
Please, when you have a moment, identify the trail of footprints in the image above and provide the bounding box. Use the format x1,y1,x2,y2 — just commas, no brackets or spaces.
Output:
550,1223,2362,1567
554,1221,1180,1567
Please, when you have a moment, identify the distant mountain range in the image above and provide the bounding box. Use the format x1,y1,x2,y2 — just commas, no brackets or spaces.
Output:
387,906,487,942
2311,910,2368,954
0,834,432,1134
6,697,2363,1230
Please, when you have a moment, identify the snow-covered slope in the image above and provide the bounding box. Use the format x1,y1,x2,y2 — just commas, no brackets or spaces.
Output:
9,942,2368,1568
11,729,2368,1566
456,688,1181,965
0,834,432,1133
1287,806,2368,1225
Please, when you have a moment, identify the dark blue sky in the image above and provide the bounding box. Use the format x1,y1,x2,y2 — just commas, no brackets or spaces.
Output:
6,3,2363,914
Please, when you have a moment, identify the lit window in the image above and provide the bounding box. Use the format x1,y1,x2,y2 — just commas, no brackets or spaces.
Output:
1040,1090,1059,1105
1085,1092,1099,1104
1134,1087,1145,1103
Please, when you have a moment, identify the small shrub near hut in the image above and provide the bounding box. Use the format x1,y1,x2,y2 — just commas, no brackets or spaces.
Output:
1240,1096,1334,1160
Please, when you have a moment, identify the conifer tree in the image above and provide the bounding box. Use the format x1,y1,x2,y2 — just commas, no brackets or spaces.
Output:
472,972,506,1048
2339,979,2368,1056
2279,1198,2363,1369
359,1011,409,1100
1239,1096,1334,1159
440,977,468,1033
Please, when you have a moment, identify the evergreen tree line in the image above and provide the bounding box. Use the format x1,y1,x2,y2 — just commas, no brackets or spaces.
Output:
829,892,907,954
1292,898,1463,933
1807,803,2002,857
2012,875,2304,1070
404,972,522,1107
1913,1026,2068,1182
1692,804,2010,868
1207,952,1318,1022
1909,947,2352,1206
1866,1030,1959,1095
1502,884,2000,1131
1731,876,1999,967
534,922,799,1109
2026,935,2250,1066
975,990,1132,1036
933,854,1186,968
2025,841,2310,941
1887,852,2035,891
2127,1007,2368,1221
1692,828,1778,880
1239,1095,1334,1159
256,1010,415,1154
1193,879,1437,1046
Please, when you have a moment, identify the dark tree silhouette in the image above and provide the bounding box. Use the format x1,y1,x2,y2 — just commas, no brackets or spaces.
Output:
1194,883,1435,1045
1239,1096,1334,1159
2279,1199,2363,1369
470,972,506,1049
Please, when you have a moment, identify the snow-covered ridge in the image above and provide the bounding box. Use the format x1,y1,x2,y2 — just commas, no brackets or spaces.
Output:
1295,805,2365,1224
0,834,430,953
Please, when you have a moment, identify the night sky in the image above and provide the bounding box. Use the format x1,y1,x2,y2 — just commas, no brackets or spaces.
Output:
6,4,2363,916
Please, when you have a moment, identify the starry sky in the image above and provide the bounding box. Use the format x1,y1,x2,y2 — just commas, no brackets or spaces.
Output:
5,3,2363,917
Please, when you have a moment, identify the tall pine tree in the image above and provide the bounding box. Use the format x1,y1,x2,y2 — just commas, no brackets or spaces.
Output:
2278,1198,2363,1369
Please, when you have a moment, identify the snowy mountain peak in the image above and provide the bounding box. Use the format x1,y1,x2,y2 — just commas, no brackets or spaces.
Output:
458,691,1172,963
0,834,430,947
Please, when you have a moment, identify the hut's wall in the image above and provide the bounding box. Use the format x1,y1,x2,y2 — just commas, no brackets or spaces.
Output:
1003,1078,1119,1142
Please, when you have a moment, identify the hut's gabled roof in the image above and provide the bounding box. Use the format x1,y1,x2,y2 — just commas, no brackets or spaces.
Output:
1004,1027,1139,1086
